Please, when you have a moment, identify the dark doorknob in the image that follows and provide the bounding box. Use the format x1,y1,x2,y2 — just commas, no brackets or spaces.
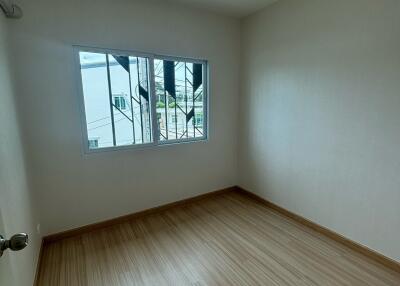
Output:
0,233,29,257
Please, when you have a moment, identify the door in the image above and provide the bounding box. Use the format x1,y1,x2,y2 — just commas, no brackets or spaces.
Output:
0,210,17,285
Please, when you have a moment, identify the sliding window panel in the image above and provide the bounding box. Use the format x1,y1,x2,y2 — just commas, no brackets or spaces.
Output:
154,58,207,143
193,63,204,137
78,50,153,151
154,59,168,141
174,62,188,139
134,57,152,144
79,52,114,149
108,54,134,146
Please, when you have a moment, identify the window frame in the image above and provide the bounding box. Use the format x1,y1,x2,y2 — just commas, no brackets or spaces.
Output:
74,46,209,154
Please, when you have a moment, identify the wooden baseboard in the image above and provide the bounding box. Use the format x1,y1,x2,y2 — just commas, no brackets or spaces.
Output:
33,238,44,286
43,186,236,244
236,186,400,273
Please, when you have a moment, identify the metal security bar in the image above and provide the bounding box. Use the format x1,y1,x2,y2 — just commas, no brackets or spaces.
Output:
105,55,117,146
154,58,205,142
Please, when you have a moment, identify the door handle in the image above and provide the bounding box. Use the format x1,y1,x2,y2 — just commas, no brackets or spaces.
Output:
0,233,28,257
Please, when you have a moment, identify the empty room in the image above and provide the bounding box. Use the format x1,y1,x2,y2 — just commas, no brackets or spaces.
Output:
0,0,399,285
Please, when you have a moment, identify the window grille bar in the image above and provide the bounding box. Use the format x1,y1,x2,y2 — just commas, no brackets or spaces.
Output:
194,90,203,101
106,54,117,146
112,104,133,123
164,72,169,140
192,64,196,138
180,130,187,139
185,62,188,138
136,57,145,142
127,63,136,144
195,126,203,136
175,65,178,139
176,104,186,116
186,67,193,76
145,60,152,142
131,95,140,104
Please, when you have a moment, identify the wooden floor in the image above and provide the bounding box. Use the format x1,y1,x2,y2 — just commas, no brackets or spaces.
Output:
37,192,400,285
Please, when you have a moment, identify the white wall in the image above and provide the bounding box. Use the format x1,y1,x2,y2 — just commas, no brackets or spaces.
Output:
240,0,400,262
0,14,41,286
10,0,240,235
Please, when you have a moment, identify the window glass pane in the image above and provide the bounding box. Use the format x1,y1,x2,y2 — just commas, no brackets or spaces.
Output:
154,59,206,142
193,63,204,137
80,52,113,149
79,51,152,150
135,57,152,144
108,55,133,146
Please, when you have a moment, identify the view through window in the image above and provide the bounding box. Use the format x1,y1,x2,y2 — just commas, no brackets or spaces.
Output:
77,48,207,151
154,59,205,141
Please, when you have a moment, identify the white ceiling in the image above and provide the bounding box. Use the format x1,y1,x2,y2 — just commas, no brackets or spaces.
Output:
169,0,278,18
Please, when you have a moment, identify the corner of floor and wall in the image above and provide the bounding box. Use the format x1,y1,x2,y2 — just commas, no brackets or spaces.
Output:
2,0,400,285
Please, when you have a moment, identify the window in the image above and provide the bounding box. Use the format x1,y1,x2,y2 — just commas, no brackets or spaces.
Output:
195,112,203,127
113,95,127,110
76,47,208,152
88,139,99,149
